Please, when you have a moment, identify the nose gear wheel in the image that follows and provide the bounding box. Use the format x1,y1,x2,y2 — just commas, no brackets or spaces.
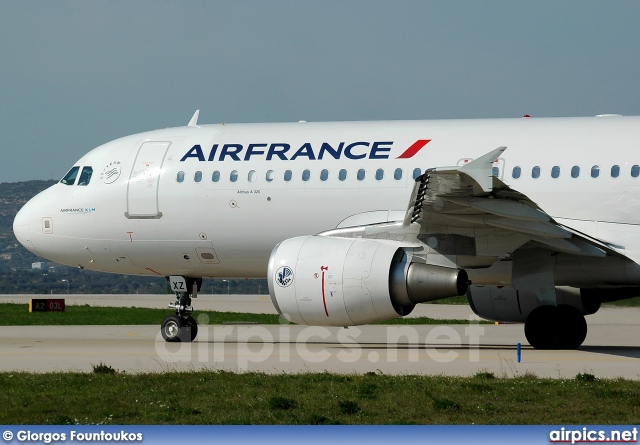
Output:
161,277,202,343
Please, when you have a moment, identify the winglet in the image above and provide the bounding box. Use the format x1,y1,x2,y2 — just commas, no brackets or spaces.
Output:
188,110,200,127
459,146,507,192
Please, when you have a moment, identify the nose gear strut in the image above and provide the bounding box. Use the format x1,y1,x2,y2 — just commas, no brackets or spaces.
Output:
161,276,202,342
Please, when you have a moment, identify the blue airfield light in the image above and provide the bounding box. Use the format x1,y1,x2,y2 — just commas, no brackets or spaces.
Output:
517,342,522,363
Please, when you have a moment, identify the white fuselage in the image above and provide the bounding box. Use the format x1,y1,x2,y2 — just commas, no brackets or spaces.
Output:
13,116,640,281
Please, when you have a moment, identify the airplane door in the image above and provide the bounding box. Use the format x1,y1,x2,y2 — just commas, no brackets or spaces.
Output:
125,141,171,219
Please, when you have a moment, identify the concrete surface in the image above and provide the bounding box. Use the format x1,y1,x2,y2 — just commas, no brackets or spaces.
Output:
0,294,638,378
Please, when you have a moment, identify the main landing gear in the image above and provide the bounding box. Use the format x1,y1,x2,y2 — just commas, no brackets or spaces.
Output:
524,304,588,349
161,276,202,343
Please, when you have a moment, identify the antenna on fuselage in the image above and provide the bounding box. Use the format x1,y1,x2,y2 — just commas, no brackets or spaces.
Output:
188,109,200,127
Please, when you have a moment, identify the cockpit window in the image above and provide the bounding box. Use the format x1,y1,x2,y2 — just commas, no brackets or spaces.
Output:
60,166,80,185
78,167,93,186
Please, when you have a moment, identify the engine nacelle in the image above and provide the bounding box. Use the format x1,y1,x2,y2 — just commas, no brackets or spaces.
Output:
268,236,468,326
466,285,601,323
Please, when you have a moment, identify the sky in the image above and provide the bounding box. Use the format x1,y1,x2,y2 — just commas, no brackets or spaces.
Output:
1,1,639,183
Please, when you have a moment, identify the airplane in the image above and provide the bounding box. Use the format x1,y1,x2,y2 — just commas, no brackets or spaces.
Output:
12,111,640,349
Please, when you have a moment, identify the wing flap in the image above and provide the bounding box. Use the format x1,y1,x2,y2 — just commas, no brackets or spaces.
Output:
467,198,550,222
404,146,613,261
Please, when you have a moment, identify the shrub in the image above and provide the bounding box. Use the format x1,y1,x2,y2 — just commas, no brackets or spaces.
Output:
575,373,598,382
268,397,297,410
92,363,116,375
433,398,461,411
338,400,360,415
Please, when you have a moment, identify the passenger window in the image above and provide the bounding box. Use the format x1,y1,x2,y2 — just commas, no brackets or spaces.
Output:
212,171,220,182
357,169,365,181
394,168,403,180
591,165,600,178
551,166,560,179
320,169,329,181
248,170,257,182
266,170,274,182
632,165,640,178
512,166,521,179
194,171,202,182
176,171,185,183
492,166,499,177
571,166,580,178
611,165,620,178
284,170,292,182
376,168,384,180
339,169,347,181
412,168,421,180
78,167,93,186
60,166,80,185
302,169,310,181
532,166,540,179
230,170,238,182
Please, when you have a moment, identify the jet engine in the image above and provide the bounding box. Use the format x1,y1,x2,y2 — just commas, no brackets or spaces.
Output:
267,236,468,326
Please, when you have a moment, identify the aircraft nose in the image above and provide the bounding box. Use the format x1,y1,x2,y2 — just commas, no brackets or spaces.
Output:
13,200,38,255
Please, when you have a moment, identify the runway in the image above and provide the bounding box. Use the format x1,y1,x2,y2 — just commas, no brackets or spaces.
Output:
1,295,639,379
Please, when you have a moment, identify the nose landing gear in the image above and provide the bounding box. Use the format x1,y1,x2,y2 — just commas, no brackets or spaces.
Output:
161,276,202,342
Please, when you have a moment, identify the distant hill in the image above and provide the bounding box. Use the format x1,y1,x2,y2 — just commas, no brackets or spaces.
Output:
0,180,57,269
0,180,57,235
0,180,266,294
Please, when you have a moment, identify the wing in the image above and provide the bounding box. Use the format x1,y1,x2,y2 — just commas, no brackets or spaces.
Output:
403,146,612,269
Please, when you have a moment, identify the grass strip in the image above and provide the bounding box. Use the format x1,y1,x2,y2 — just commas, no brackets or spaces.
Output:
0,303,486,326
1,303,278,326
0,370,638,425
604,297,640,307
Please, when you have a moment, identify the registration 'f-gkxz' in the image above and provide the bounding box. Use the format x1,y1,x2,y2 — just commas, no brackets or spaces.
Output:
14,111,640,349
